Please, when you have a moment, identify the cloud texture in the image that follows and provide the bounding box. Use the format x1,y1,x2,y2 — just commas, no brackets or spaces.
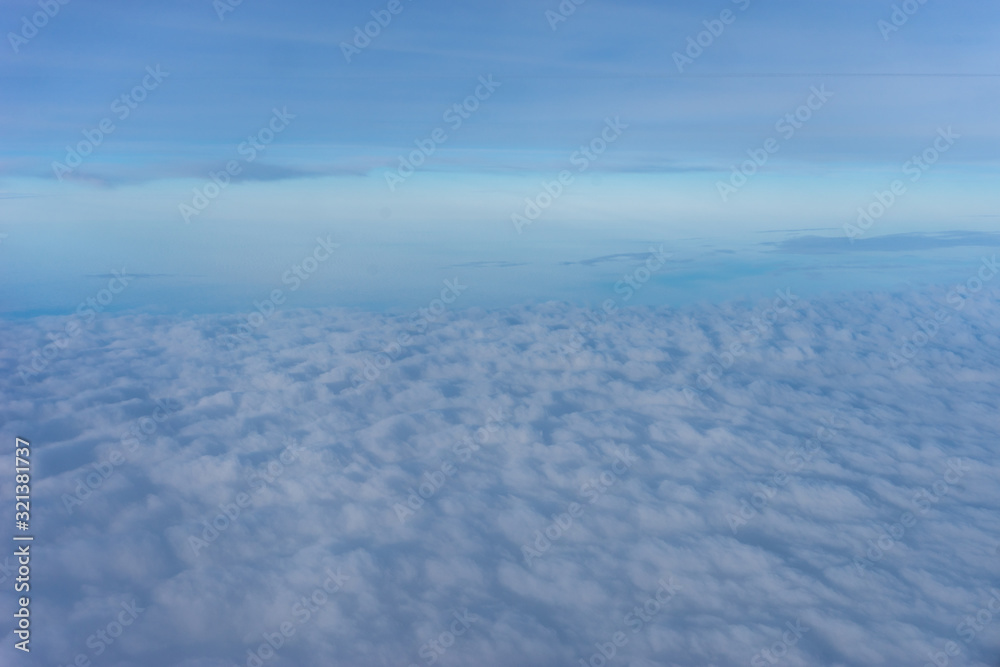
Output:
1,285,999,667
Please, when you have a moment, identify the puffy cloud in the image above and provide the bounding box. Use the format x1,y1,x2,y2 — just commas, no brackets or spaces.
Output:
0,286,998,666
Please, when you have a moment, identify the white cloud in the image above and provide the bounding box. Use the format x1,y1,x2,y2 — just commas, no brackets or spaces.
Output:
1,286,998,666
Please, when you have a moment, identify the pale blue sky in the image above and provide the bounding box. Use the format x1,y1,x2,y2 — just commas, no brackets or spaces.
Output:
2,0,998,314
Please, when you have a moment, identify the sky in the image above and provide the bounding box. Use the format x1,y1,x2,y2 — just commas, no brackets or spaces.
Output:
3,2,1000,666
2,0,1000,315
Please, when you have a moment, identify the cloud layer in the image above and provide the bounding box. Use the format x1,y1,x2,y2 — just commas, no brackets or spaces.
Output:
1,285,999,666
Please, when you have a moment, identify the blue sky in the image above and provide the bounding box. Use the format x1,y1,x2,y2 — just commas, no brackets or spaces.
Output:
2,0,999,314
4,5,1000,665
